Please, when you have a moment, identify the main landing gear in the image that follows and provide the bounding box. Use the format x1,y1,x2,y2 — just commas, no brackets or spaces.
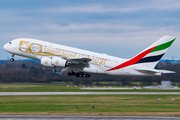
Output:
67,70,91,78
10,54,15,62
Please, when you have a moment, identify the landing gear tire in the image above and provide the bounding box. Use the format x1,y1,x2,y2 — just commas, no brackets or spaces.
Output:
68,72,91,78
71,71,75,75
79,74,83,77
67,72,72,76
10,58,14,62
86,74,91,78
75,72,80,77
83,74,87,78
68,70,76,76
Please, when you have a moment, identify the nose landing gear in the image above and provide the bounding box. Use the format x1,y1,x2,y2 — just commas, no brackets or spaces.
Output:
10,54,15,62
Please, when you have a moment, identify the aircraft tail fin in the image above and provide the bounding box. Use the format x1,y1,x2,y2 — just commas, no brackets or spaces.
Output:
106,36,176,71
133,35,176,68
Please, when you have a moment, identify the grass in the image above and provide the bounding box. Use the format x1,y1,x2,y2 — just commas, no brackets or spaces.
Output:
0,83,180,116
0,95,180,116
0,83,180,92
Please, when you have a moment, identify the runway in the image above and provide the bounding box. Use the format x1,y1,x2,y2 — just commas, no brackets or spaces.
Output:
0,92,180,95
0,115,179,120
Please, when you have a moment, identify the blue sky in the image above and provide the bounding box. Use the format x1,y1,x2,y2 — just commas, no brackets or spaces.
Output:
1,0,180,60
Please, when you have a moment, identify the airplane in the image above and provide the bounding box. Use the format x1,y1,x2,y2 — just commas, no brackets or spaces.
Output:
3,35,176,78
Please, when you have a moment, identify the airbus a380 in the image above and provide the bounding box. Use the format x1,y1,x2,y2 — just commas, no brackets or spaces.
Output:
3,36,176,78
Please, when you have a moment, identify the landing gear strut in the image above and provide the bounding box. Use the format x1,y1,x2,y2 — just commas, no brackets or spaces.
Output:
67,71,91,78
10,54,15,62
52,67,57,73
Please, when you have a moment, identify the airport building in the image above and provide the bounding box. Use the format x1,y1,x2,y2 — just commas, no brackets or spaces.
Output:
144,80,178,89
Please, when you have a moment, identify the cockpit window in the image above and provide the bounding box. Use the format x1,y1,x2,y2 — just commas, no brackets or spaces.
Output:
9,42,12,44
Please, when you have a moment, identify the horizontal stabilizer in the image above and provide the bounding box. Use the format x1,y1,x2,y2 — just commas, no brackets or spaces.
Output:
134,68,175,74
159,70,176,74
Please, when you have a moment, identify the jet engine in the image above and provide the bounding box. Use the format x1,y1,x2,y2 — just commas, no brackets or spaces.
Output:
41,57,54,67
51,57,67,68
41,57,68,68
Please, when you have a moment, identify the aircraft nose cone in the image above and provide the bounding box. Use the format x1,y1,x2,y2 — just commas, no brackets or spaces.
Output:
3,44,8,51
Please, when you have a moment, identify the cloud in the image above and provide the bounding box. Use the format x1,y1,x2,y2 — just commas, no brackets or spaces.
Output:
149,0,180,10
40,23,143,32
40,6,140,13
37,1,180,13
1,0,180,59
1,0,180,15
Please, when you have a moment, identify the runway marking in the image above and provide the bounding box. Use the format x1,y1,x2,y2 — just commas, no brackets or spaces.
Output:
0,92,180,96
0,115,180,120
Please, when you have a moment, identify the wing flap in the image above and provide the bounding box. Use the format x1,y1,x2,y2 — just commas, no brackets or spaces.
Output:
67,58,91,65
68,58,91,62
67,58,91,69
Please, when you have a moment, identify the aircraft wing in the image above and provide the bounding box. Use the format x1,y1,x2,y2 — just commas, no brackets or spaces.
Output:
66,58,91,70
134,67,175,74
67,58,91,63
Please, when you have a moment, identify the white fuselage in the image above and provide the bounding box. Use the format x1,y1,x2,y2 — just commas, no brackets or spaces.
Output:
3,38,161,76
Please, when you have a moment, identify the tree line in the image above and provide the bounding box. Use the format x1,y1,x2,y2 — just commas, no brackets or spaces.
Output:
0,60,179,85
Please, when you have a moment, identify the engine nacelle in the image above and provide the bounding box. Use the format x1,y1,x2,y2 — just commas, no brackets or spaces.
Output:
41,57,54,67
51,57,67,68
